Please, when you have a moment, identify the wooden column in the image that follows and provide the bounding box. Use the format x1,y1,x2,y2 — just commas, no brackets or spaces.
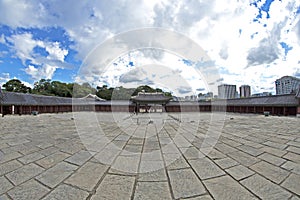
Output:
137,103,140,115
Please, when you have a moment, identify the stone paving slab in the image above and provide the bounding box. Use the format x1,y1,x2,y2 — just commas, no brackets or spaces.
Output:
64,150,93,166
0,176,13,195
0,194,10,200
6,163,44,186
36,162,78,188
0,112,300,200
281,161,300,175
189,157,225,180
284,152,300,163
35,151,70,169
134,181,172,200
241,174,292,199
225,164,255,180
203,175,257,200
42,184,89,200
7,180,50,200
0,160,23,176
64,161,108,191
214,157,239,169
249,161,290,184
168,168,206,199
257,152,287,166
281,173,300,196
92,174,135,200
137,168,168,182
17,152,45,165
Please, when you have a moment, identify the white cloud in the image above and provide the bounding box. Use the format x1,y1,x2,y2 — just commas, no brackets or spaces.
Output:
0,73,33,88
45,42,68,62
0,72,10,87
24,65,57,80
7,33,68,64
0,34,5,44
119,68,147,83
0,1,44,28
6,33,41,64
87,50,208,96
0,0,300,94
5,32,69,80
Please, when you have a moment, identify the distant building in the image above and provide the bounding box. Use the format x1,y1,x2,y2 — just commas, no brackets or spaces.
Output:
218,84,236,99
239,85,251,98
205,92,213,101
198,92,213,101
235,91,240,98
275,76,300,95
251,92,272,97
190,95,198,101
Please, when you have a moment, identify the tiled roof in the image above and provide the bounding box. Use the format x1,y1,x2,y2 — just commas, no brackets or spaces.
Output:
296,87,300,98
0,92,73,105
131,92,172,102
81,94,106,101
0,92,134,106
0,92,298,107
224,94,298,106
168,94,298,107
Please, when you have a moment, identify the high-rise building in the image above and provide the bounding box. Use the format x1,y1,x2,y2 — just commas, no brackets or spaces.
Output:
218,84,236,99
239,85,251,98
275,76,300,95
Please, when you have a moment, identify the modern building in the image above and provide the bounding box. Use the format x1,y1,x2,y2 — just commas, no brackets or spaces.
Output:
218,84,237,99
275,76,300,95
239,85,251,98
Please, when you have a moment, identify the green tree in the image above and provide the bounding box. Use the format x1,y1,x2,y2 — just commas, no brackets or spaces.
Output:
32,79,52,95
49,81,73,97
96,85,113,100
2,79,31,93
32,79,75,97
164,92,172,97
132,85,156,96
110,86,135,100
73,82,96,98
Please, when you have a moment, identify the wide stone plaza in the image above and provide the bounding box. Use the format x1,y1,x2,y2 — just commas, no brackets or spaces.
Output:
0,112,299,200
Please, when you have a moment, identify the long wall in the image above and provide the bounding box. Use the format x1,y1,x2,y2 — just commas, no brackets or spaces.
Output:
1,104,298,116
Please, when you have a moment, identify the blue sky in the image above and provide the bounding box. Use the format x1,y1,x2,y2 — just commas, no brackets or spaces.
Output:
0,0,300,95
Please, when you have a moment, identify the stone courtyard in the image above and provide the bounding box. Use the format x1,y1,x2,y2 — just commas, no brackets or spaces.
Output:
0,112,300,200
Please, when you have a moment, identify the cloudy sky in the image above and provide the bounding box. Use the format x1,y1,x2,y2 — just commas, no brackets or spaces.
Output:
0,0,300,96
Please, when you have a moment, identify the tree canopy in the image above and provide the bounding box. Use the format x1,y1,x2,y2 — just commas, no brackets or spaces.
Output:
2,79,31,93
2,79,172,100
32,79,73,97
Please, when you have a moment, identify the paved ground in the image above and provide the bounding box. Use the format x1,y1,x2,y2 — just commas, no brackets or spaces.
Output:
0,112,300,200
